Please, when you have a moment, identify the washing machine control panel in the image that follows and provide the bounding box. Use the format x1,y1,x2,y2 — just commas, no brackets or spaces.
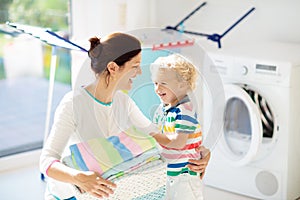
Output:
206,52,292,86
241,65,248,75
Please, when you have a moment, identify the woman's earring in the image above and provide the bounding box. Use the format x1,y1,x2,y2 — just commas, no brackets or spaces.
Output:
110,75,116,81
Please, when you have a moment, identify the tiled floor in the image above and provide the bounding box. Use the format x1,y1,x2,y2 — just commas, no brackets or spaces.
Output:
0,162,46,200
0,77,71,157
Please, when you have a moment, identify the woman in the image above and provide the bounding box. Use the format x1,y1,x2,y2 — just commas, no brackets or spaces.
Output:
40,32,210,200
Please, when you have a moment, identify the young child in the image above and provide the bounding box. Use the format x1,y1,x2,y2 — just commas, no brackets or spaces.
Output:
150,54,203,200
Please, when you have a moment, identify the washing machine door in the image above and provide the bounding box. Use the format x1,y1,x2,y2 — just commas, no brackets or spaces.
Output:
221,84,263,166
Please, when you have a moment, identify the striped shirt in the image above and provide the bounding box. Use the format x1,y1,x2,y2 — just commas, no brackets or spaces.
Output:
153,96,202,176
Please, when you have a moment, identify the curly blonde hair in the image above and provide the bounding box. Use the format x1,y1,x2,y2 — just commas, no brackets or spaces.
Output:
151,54,198,90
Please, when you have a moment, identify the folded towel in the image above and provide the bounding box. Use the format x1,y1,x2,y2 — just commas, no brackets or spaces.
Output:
68,126,160,178
103,148,161,180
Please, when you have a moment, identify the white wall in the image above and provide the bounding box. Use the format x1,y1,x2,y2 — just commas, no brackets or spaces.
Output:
71,0,128,44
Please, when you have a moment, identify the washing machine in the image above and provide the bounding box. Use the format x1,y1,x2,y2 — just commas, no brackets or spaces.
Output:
202,47,300,200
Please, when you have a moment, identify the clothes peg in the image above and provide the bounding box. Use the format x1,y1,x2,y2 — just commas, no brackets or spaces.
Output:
152,39,195,51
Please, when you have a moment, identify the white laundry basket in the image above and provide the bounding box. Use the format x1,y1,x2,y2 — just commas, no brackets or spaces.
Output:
74,159,166,200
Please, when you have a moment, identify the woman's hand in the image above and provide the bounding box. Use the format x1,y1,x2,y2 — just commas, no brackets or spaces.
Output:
187,146,211,179
74,171,116,198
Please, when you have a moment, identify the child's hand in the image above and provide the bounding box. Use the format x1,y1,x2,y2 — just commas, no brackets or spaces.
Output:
187,146,211,179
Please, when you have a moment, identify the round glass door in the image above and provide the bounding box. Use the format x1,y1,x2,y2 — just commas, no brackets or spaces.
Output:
221,84,263,166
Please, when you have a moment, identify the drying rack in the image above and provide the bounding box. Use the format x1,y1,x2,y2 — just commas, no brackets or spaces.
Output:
164,2,255,48
6,22,88,149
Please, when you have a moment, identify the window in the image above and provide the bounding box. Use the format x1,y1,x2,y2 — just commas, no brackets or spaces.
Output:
0,0,71,157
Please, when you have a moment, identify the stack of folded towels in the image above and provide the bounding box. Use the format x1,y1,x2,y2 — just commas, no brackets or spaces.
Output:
65,126,162,180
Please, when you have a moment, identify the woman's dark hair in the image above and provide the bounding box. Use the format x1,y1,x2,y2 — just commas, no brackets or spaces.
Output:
88,32,141,75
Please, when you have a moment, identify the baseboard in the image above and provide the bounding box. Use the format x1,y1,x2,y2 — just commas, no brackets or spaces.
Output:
0,149,42,172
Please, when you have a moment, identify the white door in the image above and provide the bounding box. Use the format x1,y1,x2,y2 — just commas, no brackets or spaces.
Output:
220,84,263,166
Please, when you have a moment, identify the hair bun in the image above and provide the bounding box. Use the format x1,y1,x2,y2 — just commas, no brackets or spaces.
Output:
89,37,100,50
88,37,102,58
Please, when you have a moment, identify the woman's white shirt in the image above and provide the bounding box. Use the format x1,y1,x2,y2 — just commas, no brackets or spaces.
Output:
39,87,158,199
